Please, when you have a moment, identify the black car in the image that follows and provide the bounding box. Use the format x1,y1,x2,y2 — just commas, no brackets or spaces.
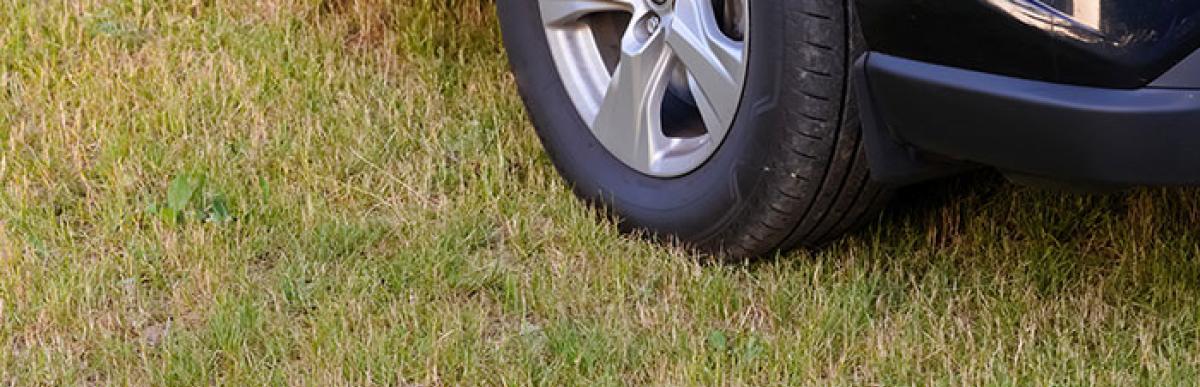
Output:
496,0,1200,257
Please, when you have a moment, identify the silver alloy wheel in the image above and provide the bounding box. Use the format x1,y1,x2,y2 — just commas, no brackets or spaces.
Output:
540,0,749,177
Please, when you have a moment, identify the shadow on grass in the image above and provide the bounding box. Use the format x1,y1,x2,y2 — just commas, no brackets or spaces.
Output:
866,168,1200,249
814,168,1200,312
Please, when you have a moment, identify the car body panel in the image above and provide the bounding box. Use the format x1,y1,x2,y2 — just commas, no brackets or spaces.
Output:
854,0,1200,88
858,53,1200,186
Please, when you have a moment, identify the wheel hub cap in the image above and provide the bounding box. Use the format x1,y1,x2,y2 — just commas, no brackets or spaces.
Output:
539,0,749,177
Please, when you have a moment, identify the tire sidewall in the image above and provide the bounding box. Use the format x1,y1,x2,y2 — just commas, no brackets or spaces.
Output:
498,0,790,242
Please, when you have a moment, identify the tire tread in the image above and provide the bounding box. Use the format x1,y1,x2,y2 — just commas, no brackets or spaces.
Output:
702,0,890,257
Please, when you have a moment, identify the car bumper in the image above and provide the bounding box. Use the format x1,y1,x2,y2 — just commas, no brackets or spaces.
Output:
857,52,1200,187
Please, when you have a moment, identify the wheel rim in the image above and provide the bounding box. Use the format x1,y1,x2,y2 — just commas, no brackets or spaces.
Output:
540,0,749,177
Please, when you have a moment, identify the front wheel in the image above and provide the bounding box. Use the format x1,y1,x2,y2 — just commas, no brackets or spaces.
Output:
498,0,890,258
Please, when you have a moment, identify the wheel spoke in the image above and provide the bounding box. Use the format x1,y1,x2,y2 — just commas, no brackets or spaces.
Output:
591,30,672,172
539,0,748,176
665,0,745,136
540,0,633,27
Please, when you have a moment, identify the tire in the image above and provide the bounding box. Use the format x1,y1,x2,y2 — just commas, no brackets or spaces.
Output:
498,0,891,258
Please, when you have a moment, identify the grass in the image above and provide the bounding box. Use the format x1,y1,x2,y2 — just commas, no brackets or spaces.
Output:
3,0,1200,384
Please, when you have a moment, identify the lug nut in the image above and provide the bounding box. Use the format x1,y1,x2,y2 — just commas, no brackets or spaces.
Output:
646,15,661,34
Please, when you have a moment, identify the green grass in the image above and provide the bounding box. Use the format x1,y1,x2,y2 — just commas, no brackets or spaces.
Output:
3,0,1200,384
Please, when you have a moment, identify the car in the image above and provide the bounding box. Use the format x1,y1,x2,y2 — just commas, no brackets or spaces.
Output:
495,0,1200,258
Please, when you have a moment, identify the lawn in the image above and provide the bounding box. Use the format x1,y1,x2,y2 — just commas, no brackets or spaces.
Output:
3,0,1200,385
